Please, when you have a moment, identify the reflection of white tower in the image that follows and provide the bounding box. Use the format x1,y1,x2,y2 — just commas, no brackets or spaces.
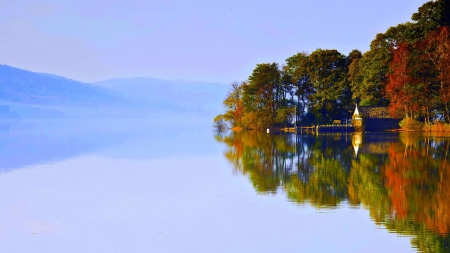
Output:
352,133,362,156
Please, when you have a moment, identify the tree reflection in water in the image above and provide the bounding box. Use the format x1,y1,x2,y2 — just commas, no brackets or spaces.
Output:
215,131,450,252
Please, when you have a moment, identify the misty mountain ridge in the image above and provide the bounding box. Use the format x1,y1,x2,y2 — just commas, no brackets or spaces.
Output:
0,64,230,118
0,64,124,106
93,77,229,112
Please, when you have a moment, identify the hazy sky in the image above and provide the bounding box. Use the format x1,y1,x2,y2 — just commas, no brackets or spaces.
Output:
0,0,429,83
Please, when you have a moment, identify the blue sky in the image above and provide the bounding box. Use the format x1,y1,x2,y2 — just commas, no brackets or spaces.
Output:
0,0,429,83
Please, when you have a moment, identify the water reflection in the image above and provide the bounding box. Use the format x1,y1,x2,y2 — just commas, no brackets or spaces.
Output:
215,131,450,252
0,119,137,171
0,117,219,172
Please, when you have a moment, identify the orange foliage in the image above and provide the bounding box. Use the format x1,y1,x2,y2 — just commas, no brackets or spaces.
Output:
419,26,450,122
386,44,416,118
384,143,416,218
383,140,450,234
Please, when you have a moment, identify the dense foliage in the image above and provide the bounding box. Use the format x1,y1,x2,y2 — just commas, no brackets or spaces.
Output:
216,0,450,130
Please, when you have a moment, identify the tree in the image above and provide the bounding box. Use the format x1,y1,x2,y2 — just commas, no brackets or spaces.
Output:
412,0,440,36
353,34,392,106
242,63,281,129
222,81,244,127
351,0,446,107
386,43,416,118
348,50,364,104
279,65,295,108
286,52,313,123
351,23,419,107
437,0,450,26
306,49,351,123
419,26,450,122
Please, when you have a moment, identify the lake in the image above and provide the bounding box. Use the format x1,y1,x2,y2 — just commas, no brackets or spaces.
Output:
0,117,448,252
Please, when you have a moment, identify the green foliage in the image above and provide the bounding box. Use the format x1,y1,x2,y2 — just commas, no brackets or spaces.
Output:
412,1,440,35
214,0,450,129
350,33,391,106
286,52,313,120
286,49,354,124
273,107,294,126
241,63,282,128
307,49,352,123
437,0,450,26
348,49,362,61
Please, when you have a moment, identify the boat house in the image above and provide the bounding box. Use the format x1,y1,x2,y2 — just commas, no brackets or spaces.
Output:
352,105,401,132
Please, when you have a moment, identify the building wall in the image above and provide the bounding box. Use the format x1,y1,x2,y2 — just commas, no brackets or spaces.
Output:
352,115,363,132
364,119,401,131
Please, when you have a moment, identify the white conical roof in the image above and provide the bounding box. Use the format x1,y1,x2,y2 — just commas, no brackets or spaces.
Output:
354,103,359,116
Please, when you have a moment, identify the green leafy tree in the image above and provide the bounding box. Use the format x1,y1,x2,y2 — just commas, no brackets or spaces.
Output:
412,0,441,36
306,49,351,123
286,52,313,123
351,33,392,106
242,63,282,129
437,0,450,26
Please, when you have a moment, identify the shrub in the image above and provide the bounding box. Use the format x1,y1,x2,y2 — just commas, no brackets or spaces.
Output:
424,122,450,132
399,118,424,131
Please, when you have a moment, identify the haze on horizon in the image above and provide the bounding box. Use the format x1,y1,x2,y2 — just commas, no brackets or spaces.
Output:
0,0,429,84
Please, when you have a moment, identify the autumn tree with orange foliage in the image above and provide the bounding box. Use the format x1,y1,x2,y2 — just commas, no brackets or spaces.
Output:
386,44,417,118
222,81,245,128
420,26,450,122
386,25,450,123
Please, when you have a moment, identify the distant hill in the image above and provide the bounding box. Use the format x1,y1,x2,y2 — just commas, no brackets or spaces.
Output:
0,64,124,106
0,64,230,118
93,77,229,112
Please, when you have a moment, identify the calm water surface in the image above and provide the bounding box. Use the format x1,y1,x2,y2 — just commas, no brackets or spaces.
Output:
0,118,448,252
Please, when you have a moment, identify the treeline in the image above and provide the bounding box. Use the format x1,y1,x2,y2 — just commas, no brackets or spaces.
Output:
215,0,450,130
